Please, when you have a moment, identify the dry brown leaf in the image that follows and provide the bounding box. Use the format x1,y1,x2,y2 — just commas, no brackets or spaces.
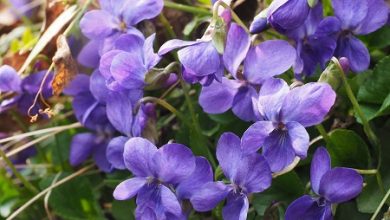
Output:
51,34,78,96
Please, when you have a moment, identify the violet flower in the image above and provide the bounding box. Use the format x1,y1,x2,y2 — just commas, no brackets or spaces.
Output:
285,147,363,220
0,65,53,115
113,137,196,219
285,4,341,76
191,132,272,220
99,32,161,91
242,78,336,172
332,0,388,72
79,0,163,41
251,0,316,34
199,24,296,121
65,72,153,172
158,37,224,86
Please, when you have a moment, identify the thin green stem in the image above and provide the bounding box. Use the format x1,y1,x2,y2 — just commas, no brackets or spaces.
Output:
163,1,212,16
315,124,332,144
63,0,93,36
354,169,377,175
158,14,177,39
370,186,390,220
0,149,38,194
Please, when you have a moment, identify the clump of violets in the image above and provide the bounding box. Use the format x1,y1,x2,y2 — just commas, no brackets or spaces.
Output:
199,23,296,121
331,0,388,72
285,147,363,219
113,137,199,219
242,78,336,172
191,132,272,220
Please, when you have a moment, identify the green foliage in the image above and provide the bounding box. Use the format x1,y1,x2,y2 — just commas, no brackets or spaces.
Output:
39,174,104,220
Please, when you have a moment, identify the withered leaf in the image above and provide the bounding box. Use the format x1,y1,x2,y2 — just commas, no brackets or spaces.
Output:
52,34,78,96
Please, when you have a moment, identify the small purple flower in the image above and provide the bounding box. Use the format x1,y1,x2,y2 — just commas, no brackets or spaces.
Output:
242,78,336,172
332,0,389,72
99,32,161,91
0,65,21,93
286,4,341,76
158,38,224,86
199,24,296,121
79,0,163,41
255,0,314,33
285,147,363,220
191,132,272,220
0,67,53,115
113,137,196,219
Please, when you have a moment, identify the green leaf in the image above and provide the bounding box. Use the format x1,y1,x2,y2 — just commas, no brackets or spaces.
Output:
40,174,104,220
364,26,390,49
111,200,135,220
335,201,371,220
327,129,370,169
252,172,304,216
358,56,390,104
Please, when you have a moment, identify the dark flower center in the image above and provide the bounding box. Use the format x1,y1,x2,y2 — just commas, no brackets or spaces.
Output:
316,197,327,207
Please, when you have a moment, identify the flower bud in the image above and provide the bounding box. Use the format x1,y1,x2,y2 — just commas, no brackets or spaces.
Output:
318,58,343,91
250,10,268,34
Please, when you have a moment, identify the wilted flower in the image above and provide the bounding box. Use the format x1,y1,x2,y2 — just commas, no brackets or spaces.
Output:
332,0,389,72
285,147,363,220
191,132,272,220
113,137,196,219
242,78,336,172
199,24,296,121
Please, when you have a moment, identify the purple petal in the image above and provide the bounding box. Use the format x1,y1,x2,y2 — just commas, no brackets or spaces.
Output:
257,78,290,121
80,10,119,40
106,136,129,170
281,82,336,127
160,185,183,217
122,0,164,26
77,40,100,68
199,77,240,114
106,91,134,136
158,39,199,55
286,121,310,158
216,132,243,181
63,74,90,96
232,85,258,121
143,33,161,69
319,168,363,203
285,195,329,220
69,133,96,166
222,194,249,220
250,13,268,34
0,65,21,92
110,52,147,90
355,0,388,34
93,142,113,172
176,157,213,200
239,154,272,193
123,137,157,177
99,49,122,79
335,35,370,73
263,129,296,172
178,41,221,77
241,121,275,154
90,70,109,103
269,0,310,31
113,32,144,52
190,182,230,211
113,177,147,200
223,23,251,77
332,0,368,30
310,147,331,195
244,40,296,84
153,143,196,184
